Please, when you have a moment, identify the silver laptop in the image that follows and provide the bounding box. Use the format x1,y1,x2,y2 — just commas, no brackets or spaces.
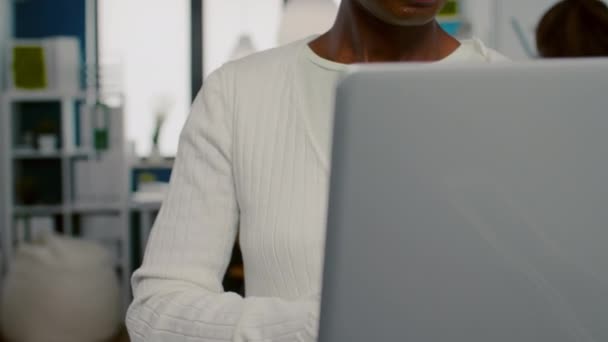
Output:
320,60,608,342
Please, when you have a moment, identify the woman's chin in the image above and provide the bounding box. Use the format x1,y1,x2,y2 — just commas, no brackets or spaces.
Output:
355,0,445,26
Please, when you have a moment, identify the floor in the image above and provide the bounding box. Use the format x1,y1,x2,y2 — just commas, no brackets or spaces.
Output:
0,326,130,342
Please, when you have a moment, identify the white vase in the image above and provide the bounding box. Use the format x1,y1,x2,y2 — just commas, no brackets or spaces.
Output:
230,34,258,61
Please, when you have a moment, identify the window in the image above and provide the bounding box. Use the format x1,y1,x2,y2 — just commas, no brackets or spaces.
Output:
98,0,190,157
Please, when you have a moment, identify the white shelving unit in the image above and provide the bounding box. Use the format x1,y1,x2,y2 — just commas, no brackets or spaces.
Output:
1,92,12,277
0,90,133,311
2,92,86,238
4,90,87,102
0,0,134,313
12,149,93,159
0,94,7,278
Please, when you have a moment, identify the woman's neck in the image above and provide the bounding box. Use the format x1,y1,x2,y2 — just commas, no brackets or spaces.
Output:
309,1,460,64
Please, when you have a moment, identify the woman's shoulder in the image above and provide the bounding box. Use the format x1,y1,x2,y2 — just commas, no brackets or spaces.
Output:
456,38,510,62
217,38,308,82
201,38,309,103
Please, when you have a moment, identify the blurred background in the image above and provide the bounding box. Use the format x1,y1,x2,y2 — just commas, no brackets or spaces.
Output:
0,0,606,341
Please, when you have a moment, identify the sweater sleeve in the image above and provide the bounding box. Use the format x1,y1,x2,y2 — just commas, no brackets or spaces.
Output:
125,66,320,342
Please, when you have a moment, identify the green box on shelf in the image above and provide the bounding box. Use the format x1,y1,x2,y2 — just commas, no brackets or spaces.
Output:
439,0,459,17
12,45,48,90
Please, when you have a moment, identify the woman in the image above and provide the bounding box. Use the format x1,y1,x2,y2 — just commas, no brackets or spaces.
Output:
126,1,505,341
536,0,608,57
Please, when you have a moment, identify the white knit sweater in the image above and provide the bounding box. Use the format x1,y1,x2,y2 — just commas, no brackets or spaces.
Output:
126,38,506,342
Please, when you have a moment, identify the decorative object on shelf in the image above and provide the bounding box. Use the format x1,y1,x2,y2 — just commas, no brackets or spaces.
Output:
37,134,57,154
34,118,59,150
131,162,173,194
149,95,173,163
93,101,111,152
9,37,81,93
230,35,257,61
278,0,338,45
11,45,47,90
440,0,459,16
229,0,258,62
1,234,121,342
149,120,163,162
15,131,35,152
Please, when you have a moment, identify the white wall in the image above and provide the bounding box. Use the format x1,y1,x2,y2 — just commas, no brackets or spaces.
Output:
461,0,493,43
203,0,342,77
203,0,283,77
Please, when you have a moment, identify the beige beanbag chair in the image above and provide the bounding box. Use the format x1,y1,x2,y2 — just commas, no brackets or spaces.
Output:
1,234,121,342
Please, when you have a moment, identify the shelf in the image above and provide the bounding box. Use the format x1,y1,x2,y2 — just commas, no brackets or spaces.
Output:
12,149,93,159
13,205,66,216
71,202,124,214
130,199,163,211
134,159,175,168
3,90,87,102
13,203,125,215
2,83,132,313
